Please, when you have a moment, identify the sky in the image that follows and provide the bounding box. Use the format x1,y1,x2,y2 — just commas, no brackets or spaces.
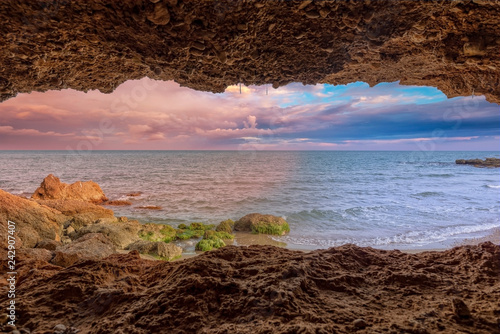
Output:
0,78,498,151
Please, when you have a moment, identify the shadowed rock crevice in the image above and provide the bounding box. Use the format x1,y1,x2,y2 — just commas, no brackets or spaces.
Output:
0,0,499,103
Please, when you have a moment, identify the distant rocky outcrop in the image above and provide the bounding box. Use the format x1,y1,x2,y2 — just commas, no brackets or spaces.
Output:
234,213,290,235
104,200,132,206
32,174,108,203
456,158,500,168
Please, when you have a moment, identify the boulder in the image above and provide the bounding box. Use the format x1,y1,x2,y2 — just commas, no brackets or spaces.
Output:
31,174,108,203
36,199,115,230
234,213,290,235
0,189,65,248
139,223,177,243
216,219,234,233
35,239,62,251
52,233,116,267
126,240,182,261
69,220,141,249
195,235,226,252
16,248,54,264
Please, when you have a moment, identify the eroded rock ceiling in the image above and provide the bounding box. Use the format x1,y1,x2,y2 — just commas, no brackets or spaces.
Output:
0,0,499,103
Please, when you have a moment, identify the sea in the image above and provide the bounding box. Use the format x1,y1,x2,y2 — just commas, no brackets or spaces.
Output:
1,150,499,251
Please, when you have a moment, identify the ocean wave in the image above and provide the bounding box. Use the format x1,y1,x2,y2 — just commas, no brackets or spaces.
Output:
411,191,444,198
419,173,455,178
484,184,500,189
276,222,500,248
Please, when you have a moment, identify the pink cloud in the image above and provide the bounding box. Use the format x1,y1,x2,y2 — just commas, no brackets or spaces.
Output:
0,78,497,150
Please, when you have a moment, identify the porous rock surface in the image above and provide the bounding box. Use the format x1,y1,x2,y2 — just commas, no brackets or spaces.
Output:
0,1,499,103
51,233,117,267
2,243,499,333
0,189,65,248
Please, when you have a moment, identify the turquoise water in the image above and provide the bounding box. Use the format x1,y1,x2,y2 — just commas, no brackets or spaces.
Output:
0,150,499,250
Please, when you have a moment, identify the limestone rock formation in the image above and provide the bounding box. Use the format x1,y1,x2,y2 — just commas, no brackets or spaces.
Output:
0,1,499,103
126,240,182,260
69,219,141,249
35,239,62,251
0,189,65,248
3,242,499,333
51,233,116,267
32,174,108,203
235,213,290,235
36,199,115,230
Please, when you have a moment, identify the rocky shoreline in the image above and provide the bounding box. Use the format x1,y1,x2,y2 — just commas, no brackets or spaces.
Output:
1,175,499,333
1,175,291,264
456,158,500,168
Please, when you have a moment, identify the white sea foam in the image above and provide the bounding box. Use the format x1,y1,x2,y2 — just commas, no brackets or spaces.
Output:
276,222,500,249
485,185,500,189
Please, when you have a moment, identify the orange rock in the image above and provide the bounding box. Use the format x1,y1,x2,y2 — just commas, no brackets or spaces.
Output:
31,174,108,204
0,189,65,248
36,199,115,230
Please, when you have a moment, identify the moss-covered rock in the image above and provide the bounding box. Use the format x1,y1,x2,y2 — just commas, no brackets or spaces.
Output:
189,222,215,231
203,230,234,240
178,223,188,229
195,235,226,252
140,222,218,244
234,213,290,236
216,219,234,233
203,230,216,238
139,223,176,243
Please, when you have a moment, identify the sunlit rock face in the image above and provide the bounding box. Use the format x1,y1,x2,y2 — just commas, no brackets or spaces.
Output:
0,1,499,103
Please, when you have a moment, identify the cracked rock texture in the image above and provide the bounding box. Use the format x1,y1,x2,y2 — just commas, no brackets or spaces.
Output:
0,0,499,103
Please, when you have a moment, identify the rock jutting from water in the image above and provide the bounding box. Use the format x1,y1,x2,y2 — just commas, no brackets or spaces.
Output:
456,158,500,168
234,213,290,235
31,174,108,203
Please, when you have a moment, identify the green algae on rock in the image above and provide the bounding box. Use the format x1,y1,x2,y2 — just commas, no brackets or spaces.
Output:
234,213,290,236
216,219,235,233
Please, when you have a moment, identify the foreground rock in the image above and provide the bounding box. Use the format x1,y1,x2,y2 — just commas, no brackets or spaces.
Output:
0,189,65,248
456,158,500,168
32,174,108,203
51,233,116,267
1,1,499,104
126,240,182,261
2,242,498,333
234,213,290,235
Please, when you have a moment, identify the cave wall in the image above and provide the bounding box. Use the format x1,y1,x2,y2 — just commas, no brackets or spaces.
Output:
0,0,499,103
